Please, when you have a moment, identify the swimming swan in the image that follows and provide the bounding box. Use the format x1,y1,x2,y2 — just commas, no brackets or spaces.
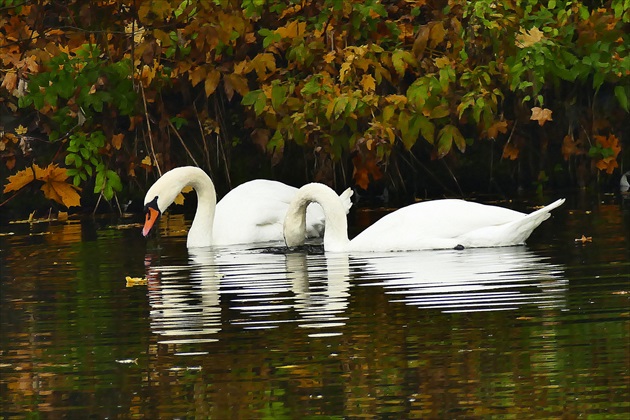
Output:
142,167,353,247
284,183,565,252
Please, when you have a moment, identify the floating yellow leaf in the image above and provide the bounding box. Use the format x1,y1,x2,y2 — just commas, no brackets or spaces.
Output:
126,276,147,287
141,156,153,166
530,107,553,126
574,235,592,244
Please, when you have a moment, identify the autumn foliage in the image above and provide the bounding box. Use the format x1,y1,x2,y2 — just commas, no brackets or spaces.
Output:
1,0,628,212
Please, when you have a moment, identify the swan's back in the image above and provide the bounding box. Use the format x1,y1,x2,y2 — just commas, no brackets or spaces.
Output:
349,199,530,252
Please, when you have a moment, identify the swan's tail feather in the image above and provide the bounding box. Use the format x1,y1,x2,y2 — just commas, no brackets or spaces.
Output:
506,198,566,244
339,188,354,214
459,198,565,247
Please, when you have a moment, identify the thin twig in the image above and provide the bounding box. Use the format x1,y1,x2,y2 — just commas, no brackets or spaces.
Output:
139,83,161,176
167,118,199,166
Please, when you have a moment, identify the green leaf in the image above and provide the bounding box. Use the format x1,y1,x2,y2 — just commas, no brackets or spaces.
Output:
242,89,262,106
106,170,122,192
254,93,266,116
614,85,629,112
271,84,287,110
392,50,406,77
416,115,435,144
301,78,321,96
437,124,465,157
437,126,453,158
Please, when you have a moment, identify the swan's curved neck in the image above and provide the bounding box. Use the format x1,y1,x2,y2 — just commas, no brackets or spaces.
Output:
145,167,216,247
185,171,216,248
284,183,350,252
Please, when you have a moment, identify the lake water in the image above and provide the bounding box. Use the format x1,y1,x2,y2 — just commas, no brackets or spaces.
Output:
1,193,628,418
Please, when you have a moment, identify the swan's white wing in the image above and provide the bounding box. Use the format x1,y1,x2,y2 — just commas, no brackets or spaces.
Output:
212,180,295,244
349,199,528,251
212,180,349,245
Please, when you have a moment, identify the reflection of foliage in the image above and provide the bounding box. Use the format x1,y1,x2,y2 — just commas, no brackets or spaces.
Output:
0,0,628,212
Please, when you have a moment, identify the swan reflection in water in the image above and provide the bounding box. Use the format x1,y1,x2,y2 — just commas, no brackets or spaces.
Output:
353,246,567,313
145,245,566,344
145,246,352,343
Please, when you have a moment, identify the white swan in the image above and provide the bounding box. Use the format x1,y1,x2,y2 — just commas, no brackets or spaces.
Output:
142,167,353,247
284,183,565,252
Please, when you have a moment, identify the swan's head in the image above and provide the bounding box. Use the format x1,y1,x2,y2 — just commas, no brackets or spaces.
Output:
142,167,210,237
142,195,162,237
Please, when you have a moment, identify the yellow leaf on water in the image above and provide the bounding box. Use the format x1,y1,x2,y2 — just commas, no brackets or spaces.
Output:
141,156,153,166
574,235,592,244
126,276,147,287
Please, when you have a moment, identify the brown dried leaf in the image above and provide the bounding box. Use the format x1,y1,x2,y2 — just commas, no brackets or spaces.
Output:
502,142,520,160
204,70,221,97
530,107,553,126
487,120,508,139
111,133,124,150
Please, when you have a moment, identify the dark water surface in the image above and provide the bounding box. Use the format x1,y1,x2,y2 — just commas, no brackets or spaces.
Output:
1,194,628,418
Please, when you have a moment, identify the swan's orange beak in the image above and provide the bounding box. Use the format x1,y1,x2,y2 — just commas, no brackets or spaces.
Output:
143,207,160,237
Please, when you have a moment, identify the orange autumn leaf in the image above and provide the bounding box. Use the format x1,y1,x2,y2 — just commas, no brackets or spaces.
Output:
204,69,221,97
1,71,18,92
487,120,508,139
530,107,553,126
189,65,206,87
352,152,383,190
3,167,36,193
595,134,621,156
111,133,124,150
596,156,619,174
3,164,81,207
562,134,583,160
502,142,520,160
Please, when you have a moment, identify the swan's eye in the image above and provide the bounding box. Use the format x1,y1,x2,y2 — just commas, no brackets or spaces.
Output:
143,196,159,214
